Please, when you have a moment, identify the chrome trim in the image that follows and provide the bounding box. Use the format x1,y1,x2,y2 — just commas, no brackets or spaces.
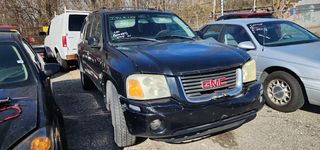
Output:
179,68,243,103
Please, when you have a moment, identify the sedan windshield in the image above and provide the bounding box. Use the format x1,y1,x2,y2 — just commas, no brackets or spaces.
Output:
248,21,319,46
0,43,28,85
107,13,196,43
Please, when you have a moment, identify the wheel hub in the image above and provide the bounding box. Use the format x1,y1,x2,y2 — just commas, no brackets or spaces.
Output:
267,79,291,106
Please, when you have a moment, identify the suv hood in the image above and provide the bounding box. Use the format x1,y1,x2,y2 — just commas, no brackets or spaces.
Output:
0,84,38,149
118,40,250,75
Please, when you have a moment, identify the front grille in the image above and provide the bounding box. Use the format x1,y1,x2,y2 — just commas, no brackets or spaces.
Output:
180,68,238,100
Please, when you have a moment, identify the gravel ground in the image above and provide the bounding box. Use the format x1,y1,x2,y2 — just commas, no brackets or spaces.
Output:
52,69,320,150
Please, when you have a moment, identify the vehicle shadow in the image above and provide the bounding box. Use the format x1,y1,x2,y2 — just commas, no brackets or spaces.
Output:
301,103,320,114
52,77,122,150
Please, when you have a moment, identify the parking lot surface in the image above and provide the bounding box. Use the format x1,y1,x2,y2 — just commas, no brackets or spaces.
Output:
52,69,320,150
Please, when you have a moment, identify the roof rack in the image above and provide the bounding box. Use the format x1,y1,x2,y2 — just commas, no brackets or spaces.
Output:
54,6,90,16
64,7,91,13
99,6,162,11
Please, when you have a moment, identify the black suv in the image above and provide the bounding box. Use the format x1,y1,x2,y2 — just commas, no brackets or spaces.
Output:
78,9,264,147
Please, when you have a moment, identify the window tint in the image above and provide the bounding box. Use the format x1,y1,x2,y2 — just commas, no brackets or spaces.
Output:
248,21,319,46
222,25,251,47
202,24,223,40
85,20,92,41
91,15,102,42
22,41,41,69
69,15,87,31
0,43,28,85
108,13,195,43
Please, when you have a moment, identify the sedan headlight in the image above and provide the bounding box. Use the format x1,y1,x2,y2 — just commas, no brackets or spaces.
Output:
14,126,53,150
242,59,257,83
126,74,171,100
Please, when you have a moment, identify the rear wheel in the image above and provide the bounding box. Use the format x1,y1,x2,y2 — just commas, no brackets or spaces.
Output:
79,62,94,90
106,81,136,147
56,52,69,71
263,71,304,112
80,71,94,90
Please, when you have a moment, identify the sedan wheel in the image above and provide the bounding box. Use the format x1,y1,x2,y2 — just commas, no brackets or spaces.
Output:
267,79,292,106
263,71,305,112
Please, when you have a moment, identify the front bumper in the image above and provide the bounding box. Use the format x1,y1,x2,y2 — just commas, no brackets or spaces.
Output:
121,82,263,142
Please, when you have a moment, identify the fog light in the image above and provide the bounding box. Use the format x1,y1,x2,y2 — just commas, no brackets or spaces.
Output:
128,104,141,112
150,119,162,130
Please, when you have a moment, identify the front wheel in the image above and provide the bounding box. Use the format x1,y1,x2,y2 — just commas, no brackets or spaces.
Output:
106,81,136,147
263,71,305,112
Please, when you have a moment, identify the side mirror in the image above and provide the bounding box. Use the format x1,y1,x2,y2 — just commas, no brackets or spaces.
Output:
238,41,256,50
195,30,203,38
88,36,99,46
43,63,60,77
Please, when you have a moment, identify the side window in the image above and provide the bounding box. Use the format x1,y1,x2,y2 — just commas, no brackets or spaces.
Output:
85,18,92,41
22,40,41,69
91,15,102,44
202,24,223,40
221,25,251,47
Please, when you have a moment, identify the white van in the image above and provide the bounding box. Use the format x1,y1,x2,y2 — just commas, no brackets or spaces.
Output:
45,9,89,70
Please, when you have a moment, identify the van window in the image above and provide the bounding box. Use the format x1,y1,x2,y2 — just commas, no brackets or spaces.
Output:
69,15,87,31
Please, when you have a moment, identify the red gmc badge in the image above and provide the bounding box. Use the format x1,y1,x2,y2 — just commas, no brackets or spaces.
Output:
201,77,227,89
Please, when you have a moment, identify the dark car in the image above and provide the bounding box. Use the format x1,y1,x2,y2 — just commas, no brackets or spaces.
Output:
0,33,65,149
216,12,274,21
0,25,21,34
78,9,264,147
33,46,56,63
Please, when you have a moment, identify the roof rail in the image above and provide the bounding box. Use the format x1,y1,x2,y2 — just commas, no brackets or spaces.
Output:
99,6,162,11
63,6,91,14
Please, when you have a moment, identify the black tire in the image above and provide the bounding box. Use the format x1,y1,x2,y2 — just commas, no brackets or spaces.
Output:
263,71,304,112
56,52,69,71
106,81,136,147
79,61,94,90
80,71,94,90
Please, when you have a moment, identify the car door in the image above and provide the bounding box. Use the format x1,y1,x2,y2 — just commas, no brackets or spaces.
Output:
80,15,98,83
219,24,259,61
86,14,105,90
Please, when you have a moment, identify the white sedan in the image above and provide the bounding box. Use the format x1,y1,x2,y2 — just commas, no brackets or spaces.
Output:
198,18,320,112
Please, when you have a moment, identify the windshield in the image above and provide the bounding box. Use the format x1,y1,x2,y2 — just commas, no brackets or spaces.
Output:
0,43,28,85
107,13,196,43
248,21,319,46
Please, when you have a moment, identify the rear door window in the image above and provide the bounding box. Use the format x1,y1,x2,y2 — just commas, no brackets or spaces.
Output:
221,25,251,47
202,24,223,40
91,15,102,44
69,15,87,31
0,43,28,85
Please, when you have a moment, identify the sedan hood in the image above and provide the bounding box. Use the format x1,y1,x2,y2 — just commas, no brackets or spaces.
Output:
0,84,38,149
118,40,250,75
265,41,320,68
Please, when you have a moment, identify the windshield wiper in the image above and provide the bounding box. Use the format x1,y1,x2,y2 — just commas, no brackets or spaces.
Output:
114,37,160,43
155,35,195,40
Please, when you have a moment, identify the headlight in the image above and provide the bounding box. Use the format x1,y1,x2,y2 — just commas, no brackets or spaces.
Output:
242,59,257,83
126,74,171,100
13,127,53,150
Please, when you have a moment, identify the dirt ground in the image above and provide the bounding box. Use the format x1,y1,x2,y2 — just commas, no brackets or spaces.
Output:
52,69,320,150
